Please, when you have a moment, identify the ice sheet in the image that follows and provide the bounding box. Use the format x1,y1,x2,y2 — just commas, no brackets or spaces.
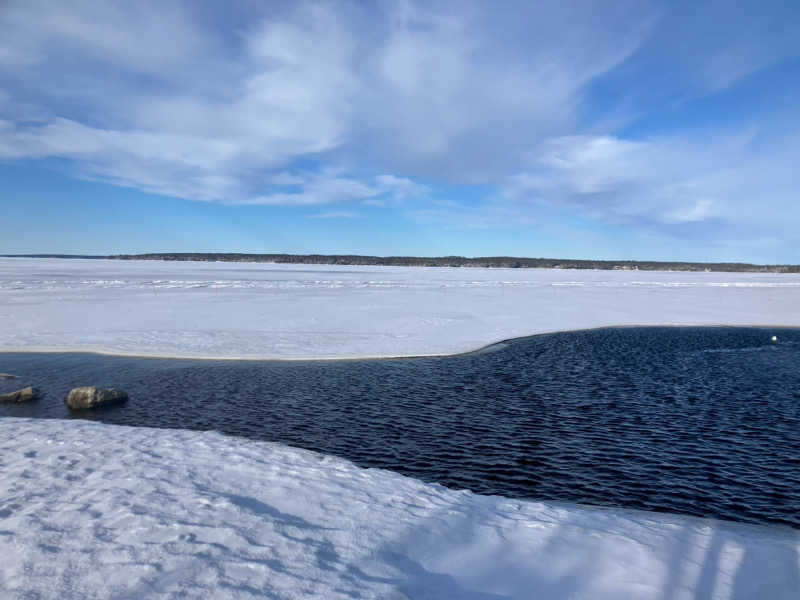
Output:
2,258,798,358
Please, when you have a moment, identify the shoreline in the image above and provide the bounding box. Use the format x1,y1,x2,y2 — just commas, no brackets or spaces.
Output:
6,253,799,274
3,415,797,534
1,322,794,362
4,417,797,598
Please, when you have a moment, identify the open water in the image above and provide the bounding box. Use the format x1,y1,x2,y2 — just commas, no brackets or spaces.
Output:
2,327,798,528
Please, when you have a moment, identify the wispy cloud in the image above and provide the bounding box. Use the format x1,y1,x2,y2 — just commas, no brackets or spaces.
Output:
240,171,429,206
631,1,800,96
501,125,800,233
0,2,359,202
0,1,656,201
310,211,360,219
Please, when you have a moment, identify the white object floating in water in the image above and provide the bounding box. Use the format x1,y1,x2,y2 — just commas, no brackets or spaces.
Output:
771,335,778,342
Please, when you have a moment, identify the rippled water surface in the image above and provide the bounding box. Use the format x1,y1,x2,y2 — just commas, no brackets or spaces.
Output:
2,327,799,528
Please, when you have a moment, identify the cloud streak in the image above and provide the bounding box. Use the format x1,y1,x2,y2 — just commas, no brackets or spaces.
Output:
310,211,360,219
493,123,800,247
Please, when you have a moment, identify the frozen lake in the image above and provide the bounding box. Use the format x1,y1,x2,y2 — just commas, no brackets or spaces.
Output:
1,257,800,358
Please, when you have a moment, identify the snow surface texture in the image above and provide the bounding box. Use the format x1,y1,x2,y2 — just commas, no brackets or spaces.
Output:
1,418,797,600
1,257,799,359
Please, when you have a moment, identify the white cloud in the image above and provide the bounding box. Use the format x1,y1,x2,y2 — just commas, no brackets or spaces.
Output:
0,118,239,168
661,197,714,224
310,211,359,219
0,118,245,201
500,127,800,232
243,171,429,207
0,1,210,72
246,175,379,206
362,199,386,207
0,1,658,202
0,2,359,202
373,175,427,200
359,0,656,181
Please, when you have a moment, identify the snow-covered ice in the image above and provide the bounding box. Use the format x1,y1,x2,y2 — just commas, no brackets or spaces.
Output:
1,257,799,359
1,418,797,599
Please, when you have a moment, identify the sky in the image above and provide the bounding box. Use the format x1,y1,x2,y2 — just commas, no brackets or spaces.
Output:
1,0,799,263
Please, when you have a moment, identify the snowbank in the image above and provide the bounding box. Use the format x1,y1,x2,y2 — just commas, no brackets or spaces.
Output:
1,418,797,599
1,257,799,359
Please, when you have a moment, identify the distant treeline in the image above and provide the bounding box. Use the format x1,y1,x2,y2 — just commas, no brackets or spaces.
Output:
105,253,800,273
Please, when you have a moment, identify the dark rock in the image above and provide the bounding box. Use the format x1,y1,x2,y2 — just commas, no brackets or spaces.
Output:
0,387,39,403
66,387,128,410
0,373,17,380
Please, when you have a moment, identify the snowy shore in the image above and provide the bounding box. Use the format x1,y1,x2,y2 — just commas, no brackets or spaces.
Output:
1,257,800,359
2,419,797,599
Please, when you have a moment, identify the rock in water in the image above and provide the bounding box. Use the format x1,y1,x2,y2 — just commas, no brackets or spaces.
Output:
0,373,17,380
0,387,39,403
66,387,128,410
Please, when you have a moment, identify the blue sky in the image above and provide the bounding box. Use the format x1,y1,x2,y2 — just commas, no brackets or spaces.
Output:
1,0,799,262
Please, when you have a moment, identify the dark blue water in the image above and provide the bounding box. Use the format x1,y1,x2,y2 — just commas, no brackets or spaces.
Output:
2,327,799,529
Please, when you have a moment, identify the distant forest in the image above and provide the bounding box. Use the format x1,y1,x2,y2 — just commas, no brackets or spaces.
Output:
4,253,797,272
95,253,800,273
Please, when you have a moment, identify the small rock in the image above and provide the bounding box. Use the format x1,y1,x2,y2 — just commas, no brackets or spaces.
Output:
66,386,129,410
0,373,17,380
0,387,39,403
